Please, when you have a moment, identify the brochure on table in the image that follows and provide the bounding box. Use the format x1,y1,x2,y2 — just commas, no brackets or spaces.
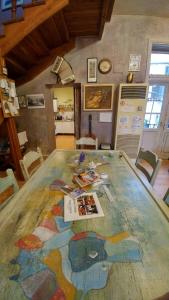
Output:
64,192,104,222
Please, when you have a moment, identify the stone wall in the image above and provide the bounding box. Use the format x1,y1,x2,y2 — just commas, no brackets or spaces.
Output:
17,15,169,154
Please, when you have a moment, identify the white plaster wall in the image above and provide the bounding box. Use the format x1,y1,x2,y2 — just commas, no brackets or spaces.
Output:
17,15,169,152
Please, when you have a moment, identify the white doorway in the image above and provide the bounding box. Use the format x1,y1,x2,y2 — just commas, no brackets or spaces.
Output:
142,43,169,158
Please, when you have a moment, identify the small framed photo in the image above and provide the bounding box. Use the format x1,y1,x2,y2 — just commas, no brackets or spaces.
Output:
87,58,97,83
128,54,141,72
26,94,45,109
18,95,27,108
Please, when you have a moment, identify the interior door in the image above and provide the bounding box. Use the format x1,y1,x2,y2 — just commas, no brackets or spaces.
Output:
160,98,169,158
141,83,169,157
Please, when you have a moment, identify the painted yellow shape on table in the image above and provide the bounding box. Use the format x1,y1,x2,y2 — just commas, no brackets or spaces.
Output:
106,231,129,243
41,210,54,220
43,249,76,300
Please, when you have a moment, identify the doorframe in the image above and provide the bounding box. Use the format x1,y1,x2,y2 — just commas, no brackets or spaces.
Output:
143,39,169,157
46,83,81,139
145,38,169,82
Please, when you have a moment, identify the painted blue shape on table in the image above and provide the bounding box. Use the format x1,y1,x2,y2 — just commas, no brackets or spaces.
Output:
42,229,74,255
54,216,72,232
105,239,142,263
59,245,72,282
71,261,111,294
88,232,97,238
69,236,107,272
107,249,141,263
10,250,47,282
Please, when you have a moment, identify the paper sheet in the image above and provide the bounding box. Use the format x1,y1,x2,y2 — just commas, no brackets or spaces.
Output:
64,192,104,221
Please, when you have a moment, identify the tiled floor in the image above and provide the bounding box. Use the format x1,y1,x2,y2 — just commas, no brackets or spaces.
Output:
153,159,169,199
55,135,75,150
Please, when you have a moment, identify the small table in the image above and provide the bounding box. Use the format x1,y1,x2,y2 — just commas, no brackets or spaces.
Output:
0,150,169,300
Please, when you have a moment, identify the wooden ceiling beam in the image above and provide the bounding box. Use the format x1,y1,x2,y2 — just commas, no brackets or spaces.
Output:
0,0,70,56
16,39,75,86
99,0,115,39
6,56,27,73
27,30,50,56
37,17,63,49
57,11,70,42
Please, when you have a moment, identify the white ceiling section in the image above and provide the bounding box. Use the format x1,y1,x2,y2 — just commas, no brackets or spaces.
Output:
113,0,169,18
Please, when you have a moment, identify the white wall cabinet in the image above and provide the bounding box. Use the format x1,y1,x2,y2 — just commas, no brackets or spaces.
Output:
55,121,74,134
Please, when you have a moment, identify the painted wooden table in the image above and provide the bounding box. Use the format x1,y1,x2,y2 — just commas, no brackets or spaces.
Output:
0,150,169,300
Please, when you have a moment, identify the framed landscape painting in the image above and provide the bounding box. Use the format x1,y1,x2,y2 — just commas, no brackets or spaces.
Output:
84,84,114,111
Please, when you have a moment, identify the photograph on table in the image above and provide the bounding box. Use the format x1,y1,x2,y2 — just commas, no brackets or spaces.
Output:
84,84,114,111
27,94,45,109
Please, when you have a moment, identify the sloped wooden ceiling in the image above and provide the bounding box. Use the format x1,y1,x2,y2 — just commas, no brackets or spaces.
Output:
2,0,114,85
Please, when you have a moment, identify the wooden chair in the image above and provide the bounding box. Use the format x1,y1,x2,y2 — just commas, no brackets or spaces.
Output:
0,169,19,209
135,148,161,186
76,137,98,150
19,147,43,181
163,188,169,206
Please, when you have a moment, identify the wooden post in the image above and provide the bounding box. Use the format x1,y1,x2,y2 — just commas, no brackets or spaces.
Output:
11,0,17,20
0,52,23,179
5,117,23,179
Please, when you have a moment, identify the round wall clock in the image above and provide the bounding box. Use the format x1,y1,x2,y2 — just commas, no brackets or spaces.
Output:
98,59,112,74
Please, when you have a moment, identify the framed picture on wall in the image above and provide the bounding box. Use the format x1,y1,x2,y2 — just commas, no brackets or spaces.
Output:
18,95,27,108
84,84,114,111
27,94,45,109
87,58,97,83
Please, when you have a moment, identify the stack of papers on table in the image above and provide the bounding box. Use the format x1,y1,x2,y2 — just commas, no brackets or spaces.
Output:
73,170,100,187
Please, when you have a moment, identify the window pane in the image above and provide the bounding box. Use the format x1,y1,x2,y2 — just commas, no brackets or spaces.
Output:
146,101,153,113
150,114,160,128
152,101,162,113
148,85,165,101
144,114,151,128
144,85,165,129
150,53,169,75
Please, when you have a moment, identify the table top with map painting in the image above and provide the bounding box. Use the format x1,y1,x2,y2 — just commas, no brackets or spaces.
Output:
0,150,169,300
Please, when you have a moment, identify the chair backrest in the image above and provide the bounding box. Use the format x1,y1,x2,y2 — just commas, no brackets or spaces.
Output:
164,188,169,206
19,147,43,181
0,169,19,209
135,148,161,186
76,137,98,150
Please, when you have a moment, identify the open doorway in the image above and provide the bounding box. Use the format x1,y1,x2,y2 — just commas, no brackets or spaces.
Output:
141,43,169,158
53,86,75,149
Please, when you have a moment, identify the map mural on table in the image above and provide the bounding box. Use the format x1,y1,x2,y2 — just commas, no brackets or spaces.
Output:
1,198,143,300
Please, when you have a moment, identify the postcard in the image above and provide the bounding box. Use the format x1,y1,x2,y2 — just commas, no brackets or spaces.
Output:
64,192,104,221
50,179,84,199
74,170,100,187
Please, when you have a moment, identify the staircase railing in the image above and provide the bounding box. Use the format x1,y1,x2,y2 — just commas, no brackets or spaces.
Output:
11,0,17,20
0,0,45,37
